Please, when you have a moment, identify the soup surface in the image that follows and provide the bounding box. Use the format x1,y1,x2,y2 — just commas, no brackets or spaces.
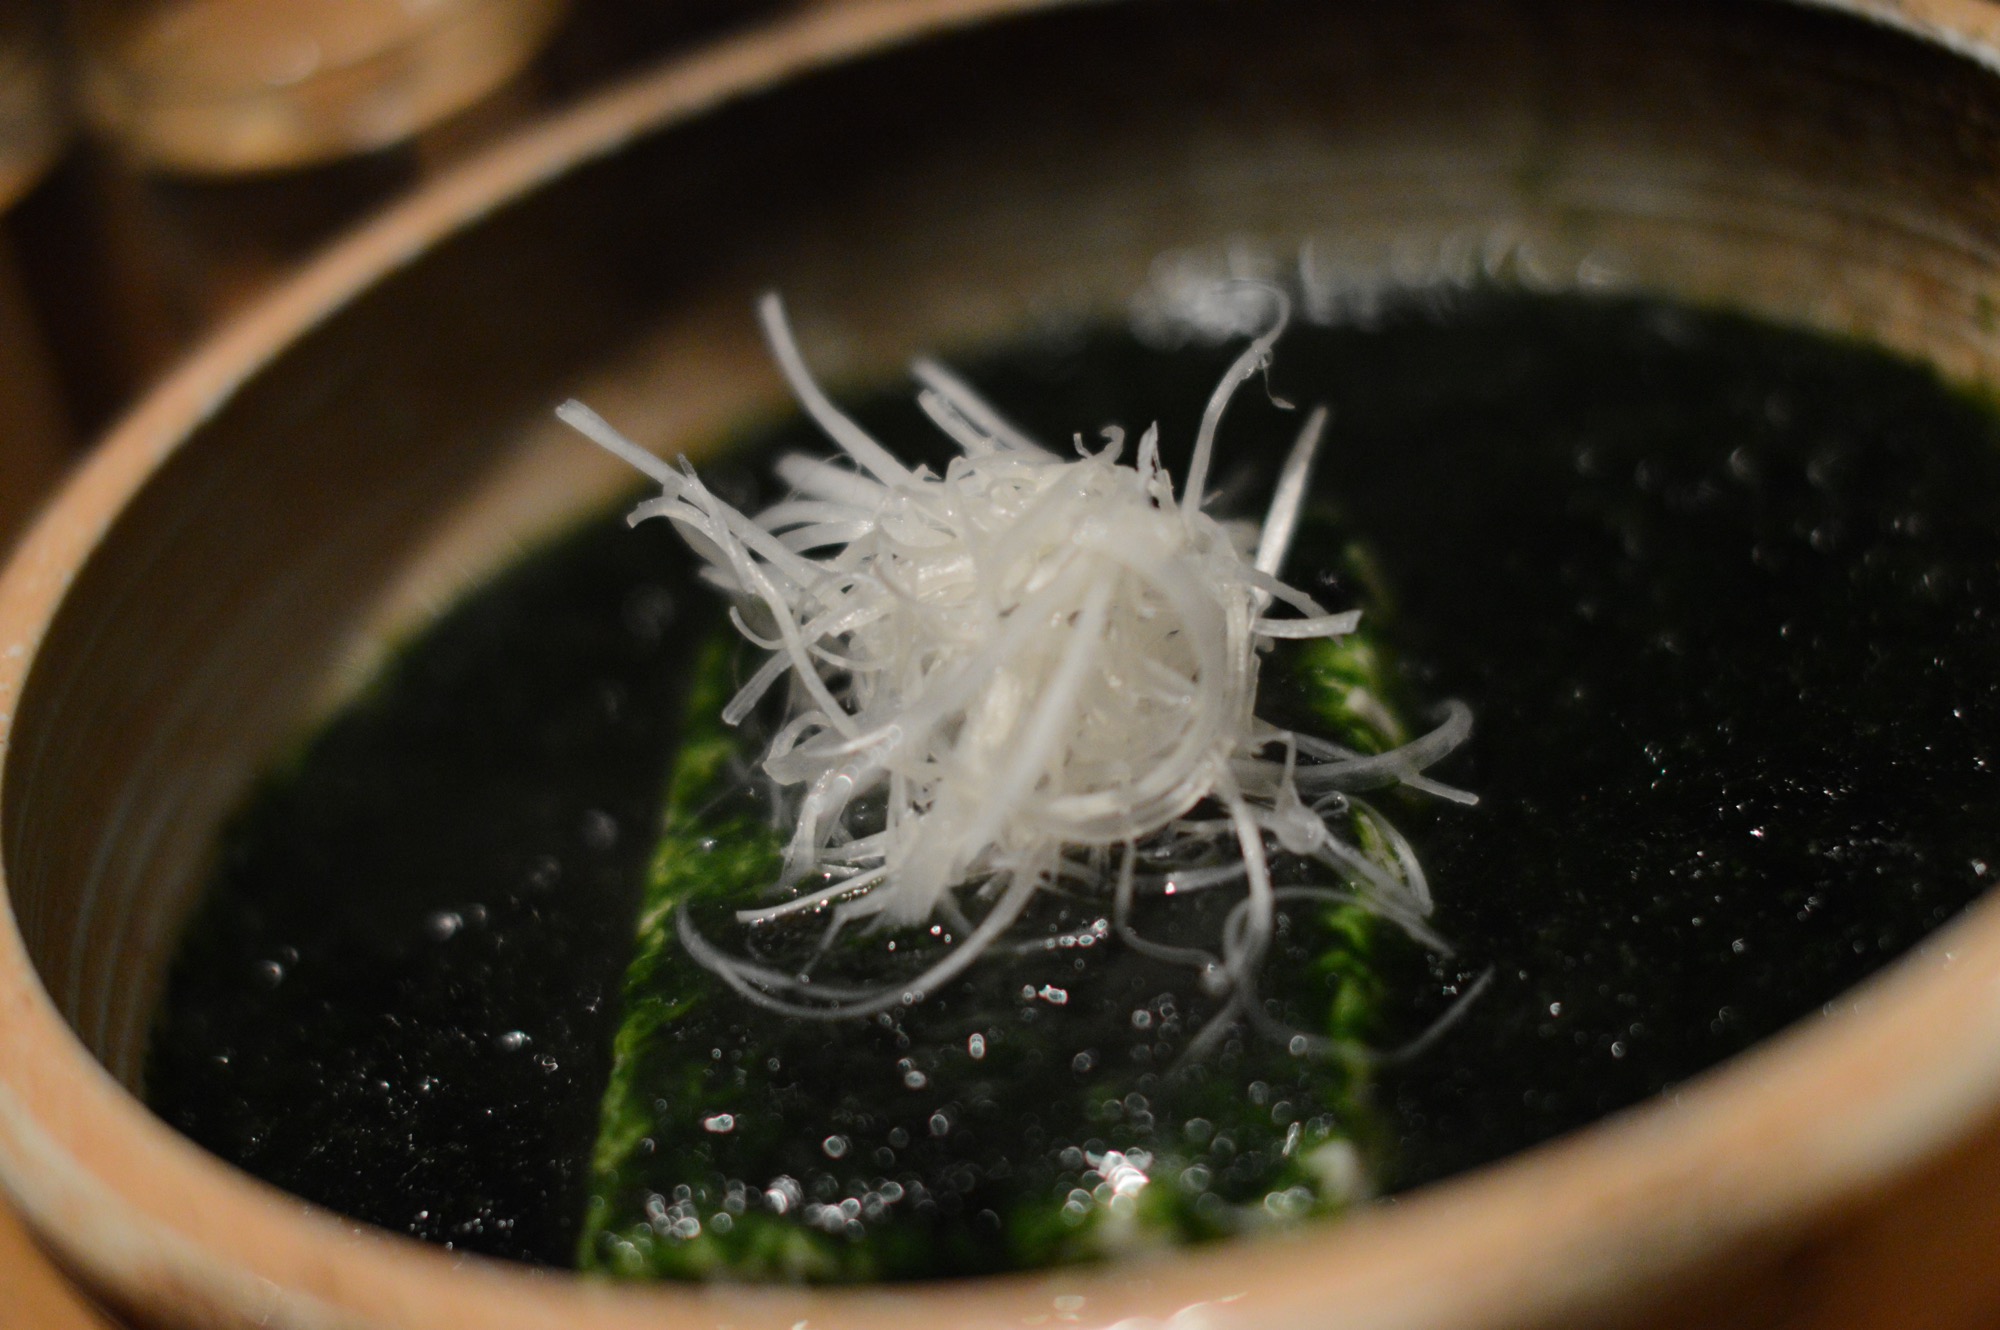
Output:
149,290,2000,1270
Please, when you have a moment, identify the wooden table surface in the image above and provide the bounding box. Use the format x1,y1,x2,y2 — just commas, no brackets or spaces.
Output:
2,1199,120,1328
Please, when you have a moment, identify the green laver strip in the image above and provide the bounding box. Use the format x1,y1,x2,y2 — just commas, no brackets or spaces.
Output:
580,618,1417,1282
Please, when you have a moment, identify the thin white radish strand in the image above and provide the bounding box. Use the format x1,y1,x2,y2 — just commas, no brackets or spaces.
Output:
558,289,1475,1042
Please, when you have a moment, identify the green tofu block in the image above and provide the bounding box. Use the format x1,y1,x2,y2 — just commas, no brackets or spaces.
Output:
580,603,1418,1282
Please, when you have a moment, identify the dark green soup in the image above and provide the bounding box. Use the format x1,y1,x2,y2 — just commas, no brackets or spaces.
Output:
148,291,2000,1272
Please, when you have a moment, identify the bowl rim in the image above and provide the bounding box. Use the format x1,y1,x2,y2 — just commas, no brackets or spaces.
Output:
7,1,2000,1326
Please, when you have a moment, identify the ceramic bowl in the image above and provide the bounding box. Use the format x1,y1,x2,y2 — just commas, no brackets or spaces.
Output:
9,1,2000,1326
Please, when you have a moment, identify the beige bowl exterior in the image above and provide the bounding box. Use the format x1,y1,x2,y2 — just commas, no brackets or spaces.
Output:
9,1,2000,1326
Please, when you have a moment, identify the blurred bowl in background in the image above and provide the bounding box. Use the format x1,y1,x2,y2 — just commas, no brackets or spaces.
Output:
77,0,572,174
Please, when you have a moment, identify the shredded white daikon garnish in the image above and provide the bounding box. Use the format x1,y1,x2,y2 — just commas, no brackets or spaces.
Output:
558,291,1471,1036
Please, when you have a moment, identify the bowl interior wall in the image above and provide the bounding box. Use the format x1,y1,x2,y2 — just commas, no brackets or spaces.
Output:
7,0,2000,1097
